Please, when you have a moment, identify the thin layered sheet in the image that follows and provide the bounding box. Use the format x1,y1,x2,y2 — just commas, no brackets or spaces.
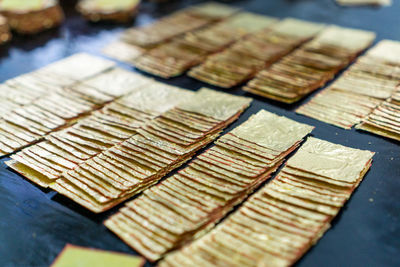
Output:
43,88,251,213
297,40,400,129
133,13,278,78
336,0,391,6
0,53,115,115
160,137,374,267
189,18,325,88
119,2,239,48
356,87,400,141
0,53,120,157
103,40,145,64
104,110,314,261
243,25,376,103
6,81,194,187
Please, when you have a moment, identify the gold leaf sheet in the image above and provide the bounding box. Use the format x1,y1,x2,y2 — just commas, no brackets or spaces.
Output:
177,88,252,121
286,137,374,183
77,67,151,97
102,41,145,63
39,53,116,81
229,110,314,152
307,25,375,53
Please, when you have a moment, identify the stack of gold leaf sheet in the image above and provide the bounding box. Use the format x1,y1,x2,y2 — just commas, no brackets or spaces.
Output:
133,13,278,78
188,18,325,88
336,0,392,6
160,137,374,267
243,26,376,103
121,2,238,47
0,53,119,157
0,53,115,118
356,87,400,141
6,81,194,187
104,2,240,63
43,88,251,213
297,40,400,129
120,12,207,48
104,110,314,261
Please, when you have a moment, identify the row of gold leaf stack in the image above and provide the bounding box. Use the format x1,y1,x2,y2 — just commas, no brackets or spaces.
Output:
112,2,238,48
0,54,119,157
104,2,380,106
189,18,325,88
7,81,194,187
133,13,278,78
104,110,314,261
243,26,376,103
160,137,375,267
356,86,400,141
297,40,400,129
0,53,115,118
103,2,239,64
10,89,251,213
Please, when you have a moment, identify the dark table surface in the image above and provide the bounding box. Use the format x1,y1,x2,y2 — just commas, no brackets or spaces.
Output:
0,0,399,266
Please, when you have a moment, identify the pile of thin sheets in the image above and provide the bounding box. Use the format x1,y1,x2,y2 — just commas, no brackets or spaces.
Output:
243,26,376,103
356,87,400,141
0,53,120,157
6,82,194,187
103,2,239,62
189,18,324,88
160,137,374,267
103,3,382,103
121,4,237,47
134,13,278,78
38,89,251,212
297,40,400,129
336,0,391,6
120,2,237,48
104,110,314,261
